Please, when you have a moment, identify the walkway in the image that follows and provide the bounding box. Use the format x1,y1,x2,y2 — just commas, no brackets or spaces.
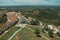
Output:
8,24,27,40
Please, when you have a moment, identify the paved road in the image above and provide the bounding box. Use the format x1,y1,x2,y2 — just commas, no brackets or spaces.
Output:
15,24,27,28
8,24,27,40
26,27,50,40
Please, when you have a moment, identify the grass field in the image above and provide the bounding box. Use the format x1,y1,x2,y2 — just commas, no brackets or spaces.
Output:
26,25,60,40
12,26,46,40
0,26,20,40
0,25,60,40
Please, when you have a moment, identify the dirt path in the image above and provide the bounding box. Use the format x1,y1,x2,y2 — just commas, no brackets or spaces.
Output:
8,24,27,40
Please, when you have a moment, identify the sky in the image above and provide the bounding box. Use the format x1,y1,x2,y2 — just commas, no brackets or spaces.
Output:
0,0,60,6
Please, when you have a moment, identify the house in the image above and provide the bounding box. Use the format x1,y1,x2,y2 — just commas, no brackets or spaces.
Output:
48,24,59,33
16,12,31,24
53,27,59,33
48,25,54,29
0,12,18,35
6,12,16,22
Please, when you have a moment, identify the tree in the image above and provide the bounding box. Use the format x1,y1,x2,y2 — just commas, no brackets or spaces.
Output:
57,32,60,37
30,19,39,25
44,25,49,31
48,29,54,38
35,29,41,37
0,14,7,24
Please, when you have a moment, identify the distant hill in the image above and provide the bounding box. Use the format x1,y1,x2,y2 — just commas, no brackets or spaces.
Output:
0,5,60,9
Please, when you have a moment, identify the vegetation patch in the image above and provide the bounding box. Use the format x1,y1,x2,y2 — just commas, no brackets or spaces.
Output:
12,28,46,40
0,26,20,40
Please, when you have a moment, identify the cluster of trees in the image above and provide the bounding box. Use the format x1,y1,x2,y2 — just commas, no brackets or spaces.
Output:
35,28,41,37
30,19,39,25
19,8,60,26
34,25,60,38
0,14,7,24
48,29,54,38
42,25,54,38
42,25,60,38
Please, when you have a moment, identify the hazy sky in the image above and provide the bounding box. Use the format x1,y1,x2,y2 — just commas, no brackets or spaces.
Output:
0,0,60,6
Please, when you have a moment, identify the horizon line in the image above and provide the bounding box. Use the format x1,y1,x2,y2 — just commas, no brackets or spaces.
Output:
0,5,60,6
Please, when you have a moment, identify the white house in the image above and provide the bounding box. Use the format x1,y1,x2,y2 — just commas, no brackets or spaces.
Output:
48,24,59,33
48,25,54,29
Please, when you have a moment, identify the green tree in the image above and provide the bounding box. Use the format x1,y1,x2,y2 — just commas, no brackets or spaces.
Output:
57,32,60,37
48,29,54,38
35,29,41,37
0,14,7,24
44,25,49,31
30,19,39,25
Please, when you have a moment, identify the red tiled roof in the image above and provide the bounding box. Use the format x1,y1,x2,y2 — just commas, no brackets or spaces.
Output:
9,16,17,22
